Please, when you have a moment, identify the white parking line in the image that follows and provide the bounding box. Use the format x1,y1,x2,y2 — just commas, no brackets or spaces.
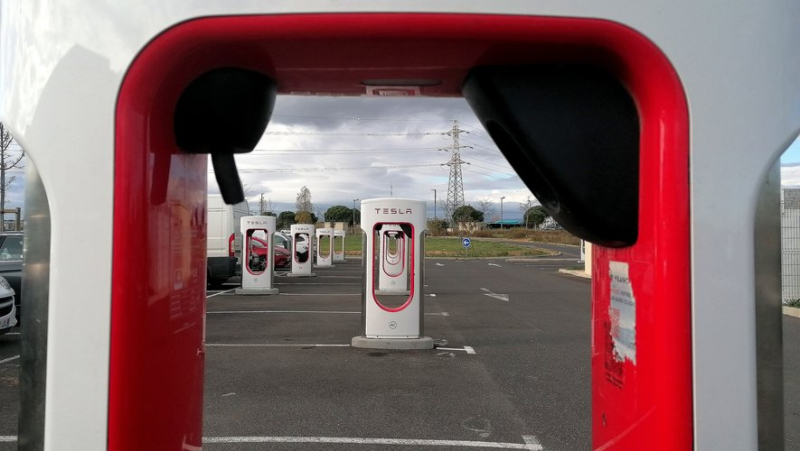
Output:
0,355,19,365
0,435,545,449
207,310,449,316
206,289,236,299
436,347,476,355
279,293,360,296
202,436,543,449
207,343,349,348
274,283,359,285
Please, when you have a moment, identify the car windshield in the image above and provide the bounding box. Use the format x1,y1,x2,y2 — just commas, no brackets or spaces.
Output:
0,236,23,260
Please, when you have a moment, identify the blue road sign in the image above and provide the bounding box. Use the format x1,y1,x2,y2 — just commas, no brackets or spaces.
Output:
462,238,471,248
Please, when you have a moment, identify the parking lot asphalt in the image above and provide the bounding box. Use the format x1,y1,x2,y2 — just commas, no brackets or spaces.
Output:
0,256,796,449
204,257,591,451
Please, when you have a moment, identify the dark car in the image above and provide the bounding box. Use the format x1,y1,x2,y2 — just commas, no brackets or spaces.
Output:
0,232,23,319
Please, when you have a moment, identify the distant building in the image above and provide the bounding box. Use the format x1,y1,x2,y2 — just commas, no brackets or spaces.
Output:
487,220,521,229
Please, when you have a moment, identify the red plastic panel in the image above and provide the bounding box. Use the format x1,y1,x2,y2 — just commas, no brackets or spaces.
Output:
111,13,690,450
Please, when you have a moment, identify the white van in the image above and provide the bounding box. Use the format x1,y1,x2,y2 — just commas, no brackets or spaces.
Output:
207,194,250,287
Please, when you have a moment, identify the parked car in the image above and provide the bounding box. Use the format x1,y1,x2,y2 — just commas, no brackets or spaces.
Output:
0,276,18,334
247,236,290,270
0,232,23,319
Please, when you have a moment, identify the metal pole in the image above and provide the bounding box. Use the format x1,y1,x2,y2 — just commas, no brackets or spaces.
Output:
500,196,505,230
352,198,359,232
431,189,437,220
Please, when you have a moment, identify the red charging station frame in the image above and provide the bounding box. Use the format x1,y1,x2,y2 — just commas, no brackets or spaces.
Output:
112,13,689,450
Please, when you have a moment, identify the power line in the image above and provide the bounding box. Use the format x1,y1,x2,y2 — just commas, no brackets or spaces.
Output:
219,163,445,174
462,161,517,177
272,114,459,123
243,147,441,155
264,131,441,137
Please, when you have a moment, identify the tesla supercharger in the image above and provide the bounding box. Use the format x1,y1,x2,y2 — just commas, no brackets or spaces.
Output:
376,224,409,295
3,3,797,450
333,229,346,262
315,227,334,268
289,224,315,277
352,198,432,350
236,216,279,295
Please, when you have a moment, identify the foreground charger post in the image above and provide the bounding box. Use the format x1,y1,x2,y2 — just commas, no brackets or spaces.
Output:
352,198,432,350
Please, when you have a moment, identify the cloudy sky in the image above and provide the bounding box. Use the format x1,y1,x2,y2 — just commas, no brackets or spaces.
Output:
224,95,534,221
3,90,800,221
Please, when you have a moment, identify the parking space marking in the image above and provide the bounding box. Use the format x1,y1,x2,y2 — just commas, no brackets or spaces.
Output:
436,347,476,355
202,436,543,449
279,293,360,296
207,343,350,348
0,355,19,365
208,310,449,316
206,289,236,299
480,288,510,302
274,283,359,286
0,437,15,442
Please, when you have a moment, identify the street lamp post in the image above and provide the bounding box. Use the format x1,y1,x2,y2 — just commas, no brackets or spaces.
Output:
352,198,359,232
431,189,437,220
500,196,506,230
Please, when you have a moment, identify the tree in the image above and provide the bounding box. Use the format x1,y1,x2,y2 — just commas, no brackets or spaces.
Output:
295,186,313,212
524,205,547,229
477,199,495,220
295,211,318,224
324,205,352,223
519,196,538,228
0,122,25,225
452,205,484,223
259,195,276,215
276,211,296,229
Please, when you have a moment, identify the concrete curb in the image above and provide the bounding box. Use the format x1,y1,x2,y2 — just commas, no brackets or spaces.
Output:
558,268,591,279
784,306,800,319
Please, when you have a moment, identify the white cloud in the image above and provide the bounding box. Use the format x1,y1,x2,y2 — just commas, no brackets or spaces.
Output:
211,95,534,219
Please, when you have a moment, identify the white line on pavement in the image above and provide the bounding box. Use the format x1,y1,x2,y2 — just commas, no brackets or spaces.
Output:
275,283,359,285
0,355,19,365
480,287,510,302
484,293,510,302
206,289,236,299
279,293,360,296
522,435,544,450
488,263,502,267
0,435,545,449
202,436,543,449
207,343,350,348
209,310,360,315
436,347,476,354
207,310,450,316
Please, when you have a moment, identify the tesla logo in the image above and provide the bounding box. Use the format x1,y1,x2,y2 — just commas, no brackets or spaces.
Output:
374,208,413,215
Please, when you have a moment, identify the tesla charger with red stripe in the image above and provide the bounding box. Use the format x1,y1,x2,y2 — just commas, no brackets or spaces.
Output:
353,198,432,350
236,215,278,295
